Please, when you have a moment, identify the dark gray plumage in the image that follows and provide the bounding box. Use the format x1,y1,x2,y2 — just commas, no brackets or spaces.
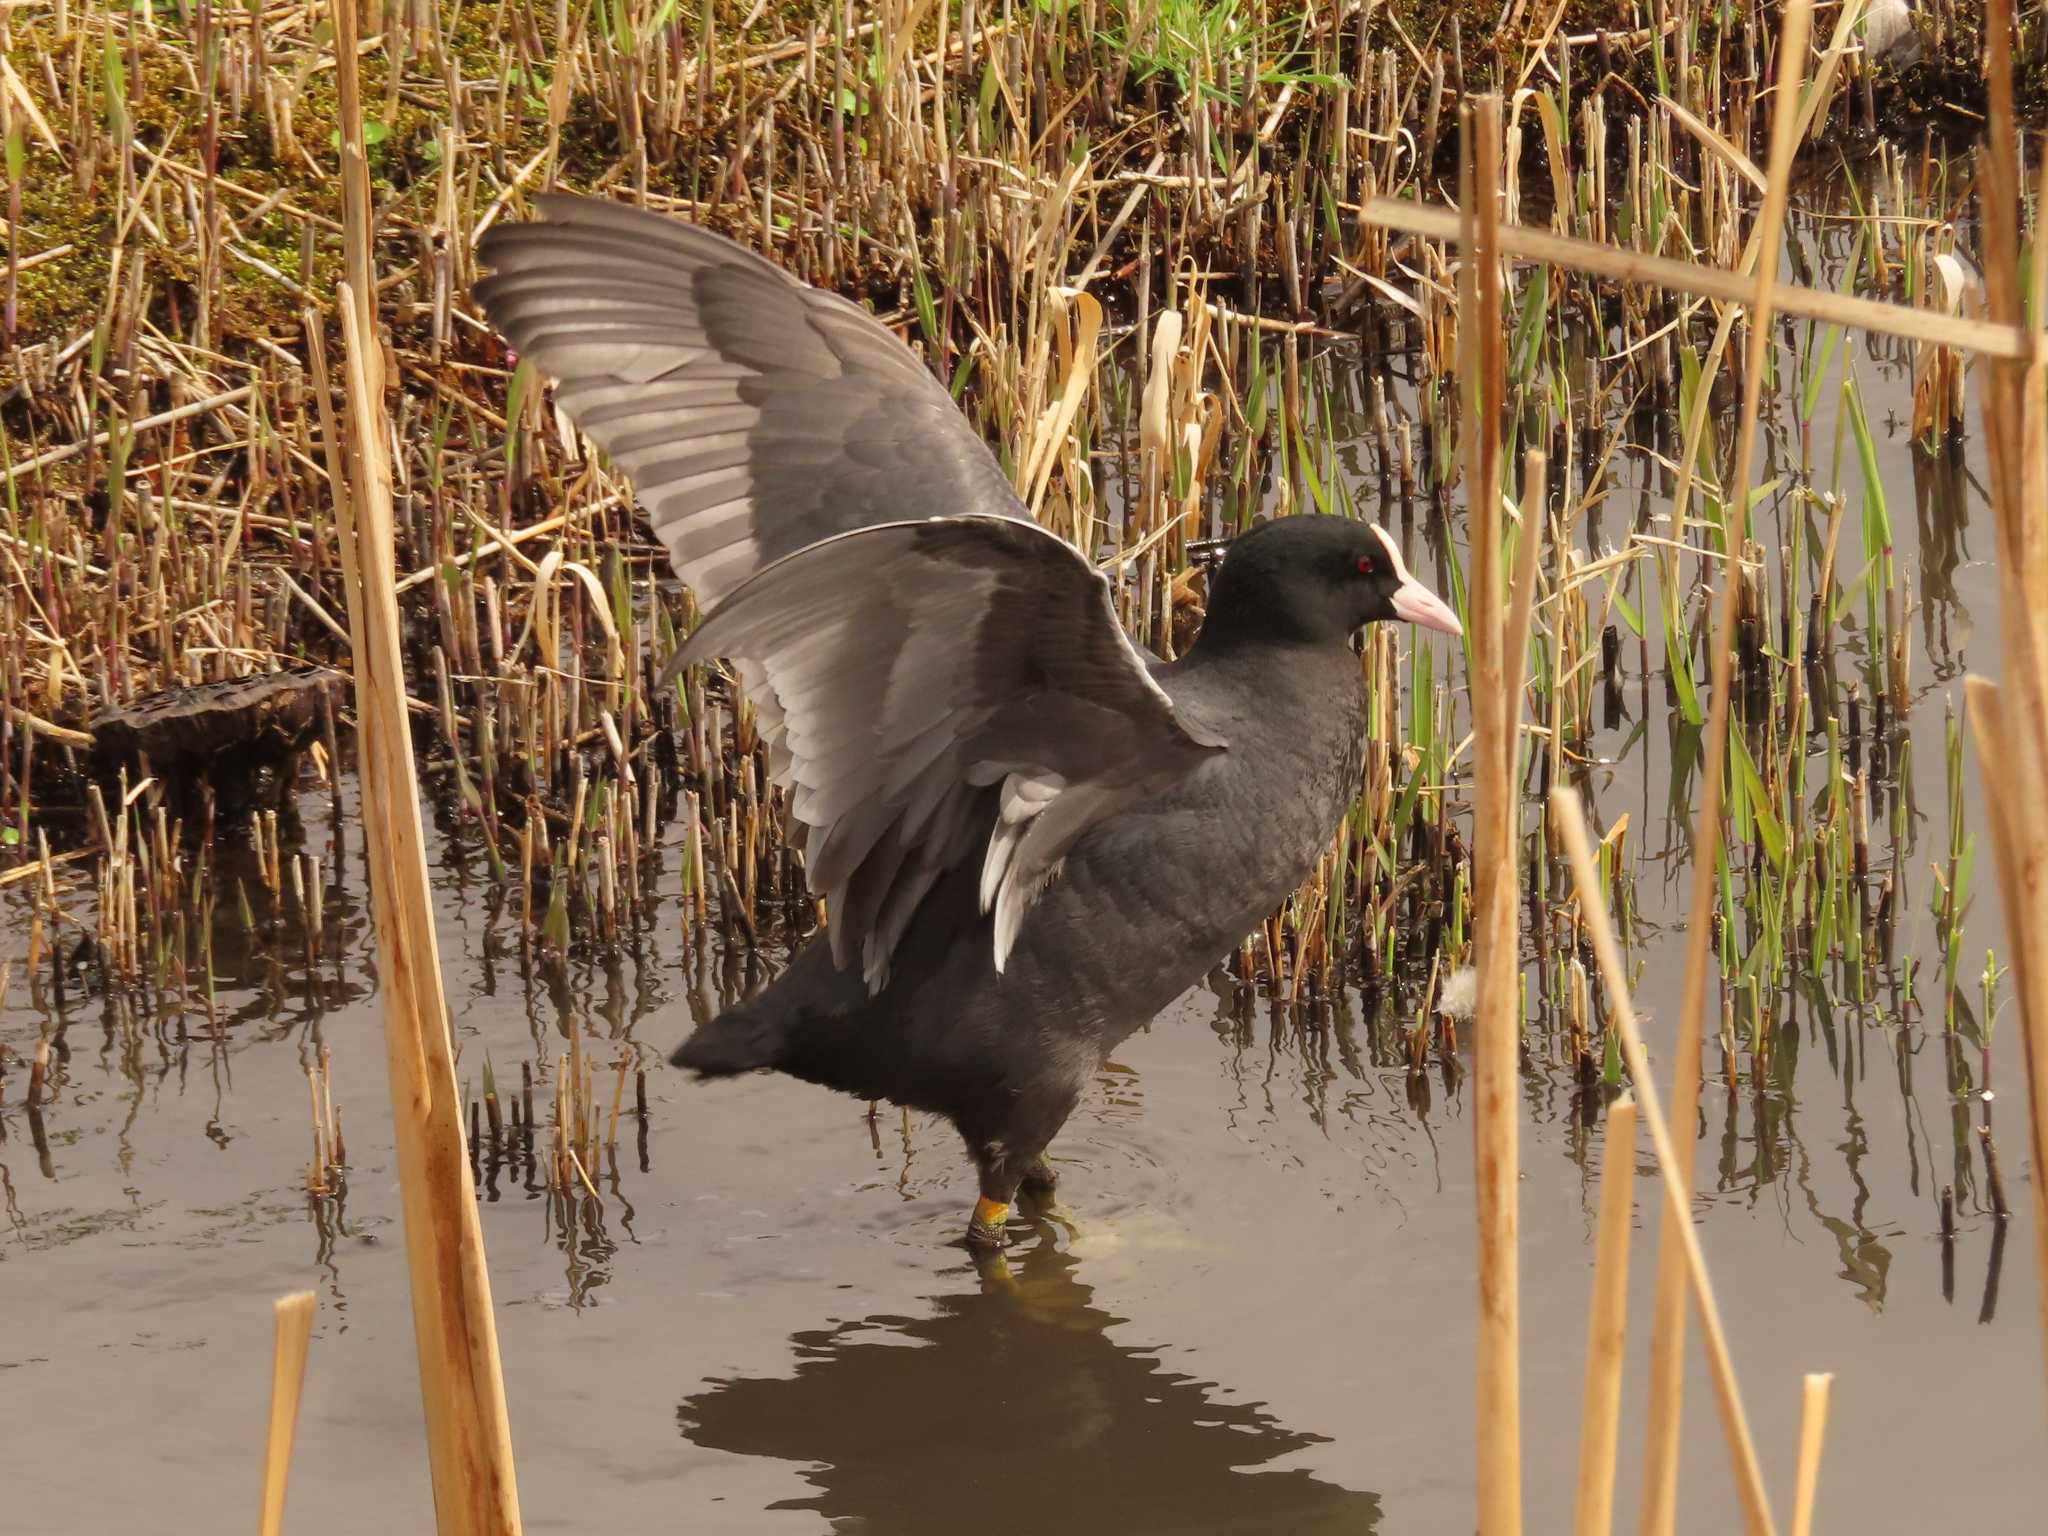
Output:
476,195,1463,1249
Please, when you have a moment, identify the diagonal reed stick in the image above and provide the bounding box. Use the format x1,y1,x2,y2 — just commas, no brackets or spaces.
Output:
1638,5,1813,1528
1552,786,1777,1536
258,1291,316,1536
1353,200,2029,362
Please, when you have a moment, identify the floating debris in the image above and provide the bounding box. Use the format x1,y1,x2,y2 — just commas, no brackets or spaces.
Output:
89,666,337,818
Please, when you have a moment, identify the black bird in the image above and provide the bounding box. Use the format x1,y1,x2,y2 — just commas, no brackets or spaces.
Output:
477,195,1462,1249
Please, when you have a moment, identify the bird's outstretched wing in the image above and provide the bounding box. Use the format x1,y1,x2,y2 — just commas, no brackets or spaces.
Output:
475,192,1031,605
478,197,1225,990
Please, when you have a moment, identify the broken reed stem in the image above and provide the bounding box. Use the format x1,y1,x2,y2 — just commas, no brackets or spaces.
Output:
1790,1373,1833,1536
259,1290,316,1536
1968,0,2048,1428
338,271,522,1533
1460,93,1523,1536
1642,5,1813,1529
1574,1095,1636,1536
1552,786,1777,1536
329,1,521,1526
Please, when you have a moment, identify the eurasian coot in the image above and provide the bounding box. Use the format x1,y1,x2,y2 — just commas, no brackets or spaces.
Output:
477,195,1463,1249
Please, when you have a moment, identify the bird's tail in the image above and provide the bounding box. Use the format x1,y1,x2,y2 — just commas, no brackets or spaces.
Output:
670,1000,790,1078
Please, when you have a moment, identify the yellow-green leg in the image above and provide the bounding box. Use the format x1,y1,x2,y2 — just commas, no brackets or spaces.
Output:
963,1112,1072,1251
966,1193,1012,1251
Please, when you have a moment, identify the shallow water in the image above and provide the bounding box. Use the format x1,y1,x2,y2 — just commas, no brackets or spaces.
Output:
5,199,2043,1531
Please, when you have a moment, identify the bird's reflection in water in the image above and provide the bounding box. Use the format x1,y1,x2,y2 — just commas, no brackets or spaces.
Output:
678,1221,1383,1534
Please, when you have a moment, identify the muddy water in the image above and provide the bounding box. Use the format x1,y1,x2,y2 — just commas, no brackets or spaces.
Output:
6,212,2044,1532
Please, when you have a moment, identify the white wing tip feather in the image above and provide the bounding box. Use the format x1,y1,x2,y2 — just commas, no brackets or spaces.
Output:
979,772,1063,915
982,772,1066,970
980,819,1025,915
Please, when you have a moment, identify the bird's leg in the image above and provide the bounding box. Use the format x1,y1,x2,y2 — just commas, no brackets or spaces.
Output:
963,1091,1076,1250
965,1146,1025,1252
1018,1152,1059,1196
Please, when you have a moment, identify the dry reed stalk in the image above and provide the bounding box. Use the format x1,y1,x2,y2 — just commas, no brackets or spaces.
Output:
259,1290,316,1536
1551,785,1777,1536
1790,1373,1832,1536
1965,0,2048,1423
1639,6,1813,1529
0,380,261,483
1573,1094,1636,1536
1458,94,1535,1536
336,273,523,1531
327,0,521,1526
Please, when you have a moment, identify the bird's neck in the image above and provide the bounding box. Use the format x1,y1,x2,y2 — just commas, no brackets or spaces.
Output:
1170,621,1363,727
1181,606,1344,668
1185,581,1327,656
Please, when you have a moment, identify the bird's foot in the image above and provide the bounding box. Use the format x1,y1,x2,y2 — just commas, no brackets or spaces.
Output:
964,1195,1011,1252
1018,1154,1059,1196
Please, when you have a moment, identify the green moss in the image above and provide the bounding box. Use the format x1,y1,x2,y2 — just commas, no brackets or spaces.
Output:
4,9,555,373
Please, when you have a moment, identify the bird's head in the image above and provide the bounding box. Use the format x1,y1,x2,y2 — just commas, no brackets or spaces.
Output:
1196,515,1463,651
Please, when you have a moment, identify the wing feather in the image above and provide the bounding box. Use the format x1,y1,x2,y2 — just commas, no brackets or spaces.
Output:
476,193,1032,615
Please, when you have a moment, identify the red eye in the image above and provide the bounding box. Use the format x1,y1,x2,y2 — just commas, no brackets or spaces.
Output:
1356,555,1376,575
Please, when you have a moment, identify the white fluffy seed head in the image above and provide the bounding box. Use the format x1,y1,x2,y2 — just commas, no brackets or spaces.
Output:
1437,966,1479,1022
